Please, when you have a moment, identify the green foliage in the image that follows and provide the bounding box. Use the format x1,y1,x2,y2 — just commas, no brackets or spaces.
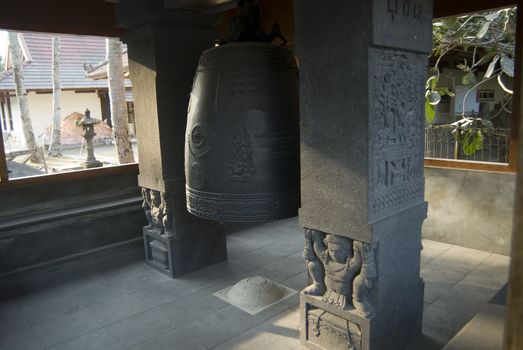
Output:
462,129,484,156
425,99,435,123
424,75,455,122
427,6,516,156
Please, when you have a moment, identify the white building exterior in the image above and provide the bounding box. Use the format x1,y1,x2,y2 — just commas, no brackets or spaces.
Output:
0,32,133,150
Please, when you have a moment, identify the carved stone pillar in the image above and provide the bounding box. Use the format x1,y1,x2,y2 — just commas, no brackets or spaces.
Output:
295,1,432,349
117,0,226,278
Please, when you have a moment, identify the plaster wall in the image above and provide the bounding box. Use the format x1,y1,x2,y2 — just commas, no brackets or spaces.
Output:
423,167,515,255
5,90,103,146
432,68,513,125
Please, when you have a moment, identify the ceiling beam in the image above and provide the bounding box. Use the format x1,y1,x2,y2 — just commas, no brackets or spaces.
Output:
0,0,122,37
433,0,517,18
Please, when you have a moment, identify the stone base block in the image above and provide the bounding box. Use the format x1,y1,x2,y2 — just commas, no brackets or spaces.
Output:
143,225,226,278
301,293,371,350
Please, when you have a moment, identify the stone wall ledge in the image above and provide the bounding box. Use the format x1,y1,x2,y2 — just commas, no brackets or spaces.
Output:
0,196,143,233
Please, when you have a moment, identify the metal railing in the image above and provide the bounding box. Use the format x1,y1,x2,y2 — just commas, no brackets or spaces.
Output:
425,125,510,163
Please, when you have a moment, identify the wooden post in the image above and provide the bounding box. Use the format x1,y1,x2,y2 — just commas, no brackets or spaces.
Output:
504,4,523,350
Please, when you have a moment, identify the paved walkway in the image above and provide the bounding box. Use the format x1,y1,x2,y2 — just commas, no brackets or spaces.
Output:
6,143,139,179
0,218,510,349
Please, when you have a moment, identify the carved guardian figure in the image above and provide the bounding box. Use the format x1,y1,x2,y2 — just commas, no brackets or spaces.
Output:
142,188,173,237
302,228,378,318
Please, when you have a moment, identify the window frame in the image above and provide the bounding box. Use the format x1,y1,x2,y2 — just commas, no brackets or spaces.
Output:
0,0,139,188
426,1,520,174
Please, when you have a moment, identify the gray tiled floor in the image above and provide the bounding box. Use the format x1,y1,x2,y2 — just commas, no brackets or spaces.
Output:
0,218,510,350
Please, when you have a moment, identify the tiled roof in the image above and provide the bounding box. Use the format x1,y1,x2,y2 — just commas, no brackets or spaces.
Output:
0,32,131,91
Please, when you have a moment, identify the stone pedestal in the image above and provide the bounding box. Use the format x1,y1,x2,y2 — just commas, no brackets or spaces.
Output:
118,0,227,277
295,1,432,349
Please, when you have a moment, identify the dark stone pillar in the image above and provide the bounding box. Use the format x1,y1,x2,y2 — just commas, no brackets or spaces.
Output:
117,0,226,278
295,1,432,349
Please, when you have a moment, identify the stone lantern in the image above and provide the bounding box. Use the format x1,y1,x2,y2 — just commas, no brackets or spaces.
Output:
76,108,103,169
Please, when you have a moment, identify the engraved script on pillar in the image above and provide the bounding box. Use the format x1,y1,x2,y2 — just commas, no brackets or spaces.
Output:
369,48,426,220
226,124,256,183
142,188,174,237
387,0,423,21
303,228,378,319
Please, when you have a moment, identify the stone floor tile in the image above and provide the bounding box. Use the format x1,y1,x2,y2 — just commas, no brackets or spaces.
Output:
421,323,460,348
422,239,452,250
422,279,455,304
430,246,491,274
0,223,509,350
233,245,294,269
0,302,32,339
129,335,205,350
32,310,101,347
85,293,154,326
17,273,123,326
443,283,500,307
0,327,46,350
151,287,228,329
261,237,303,258
213,305,301,349
15,287,84,326
459,254,510,290
95,251,148,280
280,271,308,291
421,263,468,286
421,239,451,263
405,332,446,350
213,327,300,350
102,310,173,349
130,258,257,309
287,250,305,263
227,229,279,249
422,302,477,344
45,327,125,350
100,264,170,295
226,236,271,259
149,294,299,350
256,256,306,283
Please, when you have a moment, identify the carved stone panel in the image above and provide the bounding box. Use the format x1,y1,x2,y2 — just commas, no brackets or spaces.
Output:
302,228,378,318
307,308,363,350
368,48,426,221
141,187,174,238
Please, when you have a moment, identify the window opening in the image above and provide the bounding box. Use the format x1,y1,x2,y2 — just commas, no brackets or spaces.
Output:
425,6,517,170
0,30,137,181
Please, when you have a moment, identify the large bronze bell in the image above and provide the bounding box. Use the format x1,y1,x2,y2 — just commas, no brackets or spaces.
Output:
185,42,300,222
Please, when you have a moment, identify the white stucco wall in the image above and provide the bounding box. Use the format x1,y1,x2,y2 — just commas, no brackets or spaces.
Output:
6,90,102,147
432,68,512,124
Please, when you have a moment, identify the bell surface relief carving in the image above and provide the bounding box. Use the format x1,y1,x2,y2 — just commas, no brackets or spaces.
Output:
226,124,256,183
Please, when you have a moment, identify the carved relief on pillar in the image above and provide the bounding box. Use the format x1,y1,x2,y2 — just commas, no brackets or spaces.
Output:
369,47,426,221
302,228,378,318
141,188,175,238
